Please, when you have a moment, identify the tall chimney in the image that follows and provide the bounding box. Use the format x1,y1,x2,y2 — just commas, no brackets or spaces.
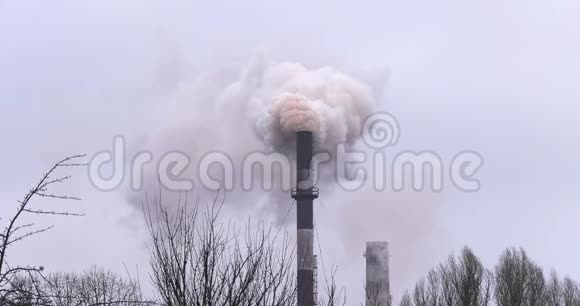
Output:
365,241,391,306
291,131,318,306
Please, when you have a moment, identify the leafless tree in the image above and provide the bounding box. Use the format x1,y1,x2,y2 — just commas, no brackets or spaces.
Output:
412,278,428,306
404,246,580,306
7,266,152,306
0,155,85,304
480,269,494,306
494,247,540,306
437,259,456,306
561,277,580,306
425,269,441,305
2,269,52,305
449,247,485,305
144,193,296,306
405,247,488,306
64,266,149,306
546,269,562,305
399,291,413,306
318,266,347,306
525,261,546,306
494,247,526,305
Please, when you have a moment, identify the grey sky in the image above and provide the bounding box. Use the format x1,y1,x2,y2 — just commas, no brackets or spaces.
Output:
1,0,579,302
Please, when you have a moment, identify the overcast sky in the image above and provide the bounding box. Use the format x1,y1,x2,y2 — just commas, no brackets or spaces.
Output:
1,0,579,302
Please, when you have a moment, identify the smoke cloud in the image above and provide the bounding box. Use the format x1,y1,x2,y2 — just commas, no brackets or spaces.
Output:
249,63,375,150
129,55,380,215
128,53,441,303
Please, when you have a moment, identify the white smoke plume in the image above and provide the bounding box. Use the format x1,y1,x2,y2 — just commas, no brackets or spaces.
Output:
249,63,375,150
128,55,379,218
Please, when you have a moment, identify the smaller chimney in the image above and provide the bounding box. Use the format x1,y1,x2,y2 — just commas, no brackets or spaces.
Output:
364,241,391,306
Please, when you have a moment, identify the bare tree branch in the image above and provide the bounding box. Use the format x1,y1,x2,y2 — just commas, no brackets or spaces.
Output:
0,155,85,304
144,192,297,306
402,246,580,306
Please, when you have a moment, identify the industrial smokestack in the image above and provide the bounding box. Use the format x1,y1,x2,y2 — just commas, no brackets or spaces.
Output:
292,131,318,306
365,241,391,306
